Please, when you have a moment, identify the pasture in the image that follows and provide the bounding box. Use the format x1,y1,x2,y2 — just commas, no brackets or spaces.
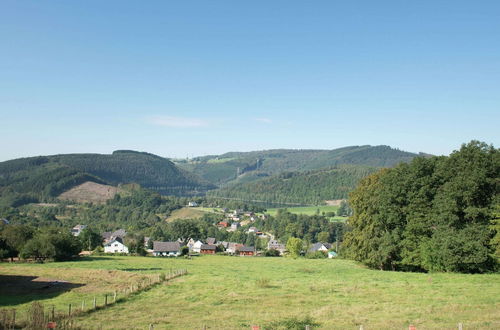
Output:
1,256,499,329
266,205,347,221
165,207,211,221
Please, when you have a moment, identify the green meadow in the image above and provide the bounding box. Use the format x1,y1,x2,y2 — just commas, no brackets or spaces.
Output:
266,205,347,221
1,256,499,329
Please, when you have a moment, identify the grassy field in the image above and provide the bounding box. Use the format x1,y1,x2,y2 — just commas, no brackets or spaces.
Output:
1,256,499,329
165,207,213,222
266,205,347,221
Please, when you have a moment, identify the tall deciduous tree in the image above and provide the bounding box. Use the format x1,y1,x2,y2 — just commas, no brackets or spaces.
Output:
343,141,499,273
286,237,303,258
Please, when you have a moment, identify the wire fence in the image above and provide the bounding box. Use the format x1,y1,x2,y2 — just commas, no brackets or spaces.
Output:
0,269,187,330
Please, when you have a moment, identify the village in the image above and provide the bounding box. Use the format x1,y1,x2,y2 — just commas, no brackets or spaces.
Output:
70,205,338,259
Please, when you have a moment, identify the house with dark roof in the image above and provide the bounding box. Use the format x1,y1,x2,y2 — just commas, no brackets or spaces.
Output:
71,224,87,237
104,237,129,254
102,229,127,244
200,244,217,254
218,241,229,250
308,242,332,253
206,237,217,245
268,240,286,255
153,241,181,257
238,246,255,256
226,242,244,254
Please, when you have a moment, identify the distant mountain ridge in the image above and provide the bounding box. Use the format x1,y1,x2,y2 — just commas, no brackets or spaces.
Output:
0,145,427,208
176,145,425,186
208,165,379,205
0,150,214,207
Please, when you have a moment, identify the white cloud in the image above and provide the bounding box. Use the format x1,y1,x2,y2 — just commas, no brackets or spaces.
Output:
147,116,210,128
254,117,273,124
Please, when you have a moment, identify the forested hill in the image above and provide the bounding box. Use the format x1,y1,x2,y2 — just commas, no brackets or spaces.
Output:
176,145,424,186
0,150,214,207
208,165,379,205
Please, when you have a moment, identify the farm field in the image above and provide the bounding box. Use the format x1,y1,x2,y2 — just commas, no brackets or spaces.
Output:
1,256,499,329
266,205,347,221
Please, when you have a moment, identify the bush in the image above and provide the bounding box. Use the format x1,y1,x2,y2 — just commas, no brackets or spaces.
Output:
255,278,272,288
264,248,281,257
305,251,327,259
181,246,190,256
266,315,319,329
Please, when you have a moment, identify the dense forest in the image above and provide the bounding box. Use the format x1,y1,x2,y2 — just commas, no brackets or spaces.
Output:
343,141,499,273
52,150,214,194
0,157,106,208
0,150,214,207
208,165,378,205
1,185,187,232
176,145,424,186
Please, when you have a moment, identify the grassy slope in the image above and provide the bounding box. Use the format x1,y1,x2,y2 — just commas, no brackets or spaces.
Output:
1,256,499,329
165,207,211,222
265,205,347,222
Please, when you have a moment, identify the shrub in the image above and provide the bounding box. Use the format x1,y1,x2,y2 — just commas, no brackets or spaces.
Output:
305,251,327,259
264,248,281,257
255,278,272,288
266,315,319,329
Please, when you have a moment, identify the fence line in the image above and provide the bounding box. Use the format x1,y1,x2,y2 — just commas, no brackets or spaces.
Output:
0,269,188,329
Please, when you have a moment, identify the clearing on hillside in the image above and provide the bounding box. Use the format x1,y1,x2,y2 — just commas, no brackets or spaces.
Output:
165,207,210,222
58,181,121,204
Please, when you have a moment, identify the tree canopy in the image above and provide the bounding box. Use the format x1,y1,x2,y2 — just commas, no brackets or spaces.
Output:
343,141,499,273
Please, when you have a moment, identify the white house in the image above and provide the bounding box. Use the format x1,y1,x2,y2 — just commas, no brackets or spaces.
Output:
308,242,332,253
226,242,244,254
247,227,258,233
71,224,87,237
188,201,198,207
153,241,181,257
191,240,204,253
104,237,129,254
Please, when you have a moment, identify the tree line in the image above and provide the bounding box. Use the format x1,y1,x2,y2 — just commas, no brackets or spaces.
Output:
343,141,499,273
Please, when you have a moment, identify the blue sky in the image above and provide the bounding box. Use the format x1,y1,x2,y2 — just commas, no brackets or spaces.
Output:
1,1,499,161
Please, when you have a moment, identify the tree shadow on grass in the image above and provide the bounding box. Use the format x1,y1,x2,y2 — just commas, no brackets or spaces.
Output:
0,275,85,307
73,256,117,261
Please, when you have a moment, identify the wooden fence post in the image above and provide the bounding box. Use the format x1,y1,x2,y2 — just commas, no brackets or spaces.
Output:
114,291,117,303
458,323,463,330
149,323,154,330
305,325,311,330
68,304,72,316
93,297,96,309
51,305,55,321
82,300,85,312
104,294,108,306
